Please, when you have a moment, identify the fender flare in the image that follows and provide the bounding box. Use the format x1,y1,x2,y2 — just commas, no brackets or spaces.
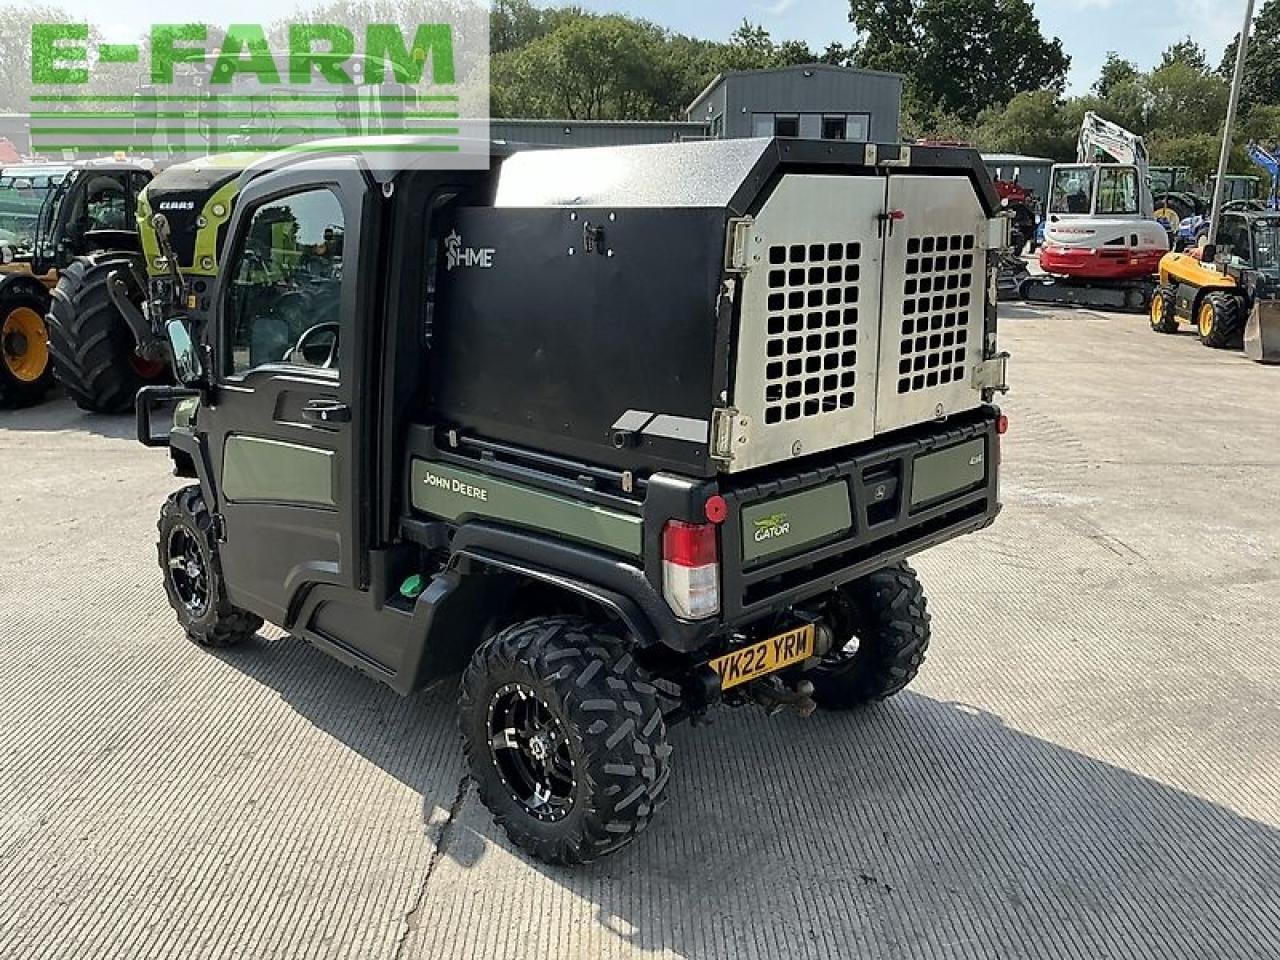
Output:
0,272,52,307
447,521,689,650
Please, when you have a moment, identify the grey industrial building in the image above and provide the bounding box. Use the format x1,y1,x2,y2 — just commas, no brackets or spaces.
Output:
684,64,903,143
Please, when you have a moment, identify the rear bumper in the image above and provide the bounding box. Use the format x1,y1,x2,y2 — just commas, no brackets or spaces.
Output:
715,406,1001,628
1040,245,1164,280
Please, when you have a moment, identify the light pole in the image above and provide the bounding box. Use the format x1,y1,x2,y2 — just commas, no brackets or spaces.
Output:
1207,0,1257,259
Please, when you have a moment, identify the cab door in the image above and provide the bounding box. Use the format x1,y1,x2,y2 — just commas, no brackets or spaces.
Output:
197,158,372,624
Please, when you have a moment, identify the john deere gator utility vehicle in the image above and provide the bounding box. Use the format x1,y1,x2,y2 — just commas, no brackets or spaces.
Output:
1152,207,1280,362
138,136,1010,865
0,157,170,410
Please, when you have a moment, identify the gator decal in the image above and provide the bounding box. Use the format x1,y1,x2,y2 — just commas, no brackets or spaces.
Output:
740,481,852,566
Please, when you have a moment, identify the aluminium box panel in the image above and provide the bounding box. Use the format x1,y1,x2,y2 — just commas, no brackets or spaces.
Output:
429,204,730,475
727,173,888,472
874,175,988,433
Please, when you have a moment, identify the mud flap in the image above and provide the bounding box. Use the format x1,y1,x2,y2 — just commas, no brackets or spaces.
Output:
1243,300,1280,364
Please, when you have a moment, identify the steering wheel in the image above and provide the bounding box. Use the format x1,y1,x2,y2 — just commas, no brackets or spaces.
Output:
287,321,340,370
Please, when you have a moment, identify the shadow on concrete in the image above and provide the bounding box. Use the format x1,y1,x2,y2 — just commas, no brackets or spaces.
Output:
214,631,1280,959
0,393,138,441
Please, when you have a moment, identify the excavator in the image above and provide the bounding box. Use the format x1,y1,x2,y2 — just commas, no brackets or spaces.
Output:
1020,112,1169,311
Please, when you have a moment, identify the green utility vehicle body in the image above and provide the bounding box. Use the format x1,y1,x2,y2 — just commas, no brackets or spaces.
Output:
140,135,1008,863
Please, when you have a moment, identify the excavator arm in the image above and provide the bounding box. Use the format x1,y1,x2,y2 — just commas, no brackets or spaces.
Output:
1246,142,1280,209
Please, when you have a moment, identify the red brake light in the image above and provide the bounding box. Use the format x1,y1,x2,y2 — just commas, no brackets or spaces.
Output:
996,414,1009,435
662,520,717,567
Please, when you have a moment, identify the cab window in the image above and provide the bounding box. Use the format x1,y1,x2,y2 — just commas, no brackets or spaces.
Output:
225,189,345,376
1096,168,1138,215
1049,168,1094,215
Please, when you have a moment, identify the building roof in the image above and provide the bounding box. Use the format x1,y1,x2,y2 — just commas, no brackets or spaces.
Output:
686,63,906,118
981,153,1055,165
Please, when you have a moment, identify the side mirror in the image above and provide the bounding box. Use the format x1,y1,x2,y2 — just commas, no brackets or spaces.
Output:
166,317,204,384
136,385,200,448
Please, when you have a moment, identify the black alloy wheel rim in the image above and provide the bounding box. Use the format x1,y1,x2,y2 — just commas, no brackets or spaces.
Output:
167,526,210,618
487,682,576,822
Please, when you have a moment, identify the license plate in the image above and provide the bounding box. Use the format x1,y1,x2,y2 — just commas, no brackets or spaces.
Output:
708,624,816,691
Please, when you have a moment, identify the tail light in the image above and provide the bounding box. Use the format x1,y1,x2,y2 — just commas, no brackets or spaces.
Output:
662,520,720,619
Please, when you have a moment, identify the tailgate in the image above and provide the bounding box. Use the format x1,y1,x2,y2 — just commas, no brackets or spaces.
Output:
718,410,1001,621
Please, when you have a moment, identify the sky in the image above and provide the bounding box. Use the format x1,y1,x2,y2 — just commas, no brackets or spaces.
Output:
46,0,1250,95
567,0,1247,94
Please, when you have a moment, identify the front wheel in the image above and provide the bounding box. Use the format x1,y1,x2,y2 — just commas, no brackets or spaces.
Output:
1150,284,1178,334
0,292,55,408
1197,292,1245,349
810,562,931,710
459,616,671,865
157,486,263,647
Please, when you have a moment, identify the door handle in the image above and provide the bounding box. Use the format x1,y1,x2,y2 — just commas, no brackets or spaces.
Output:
301,399,351,424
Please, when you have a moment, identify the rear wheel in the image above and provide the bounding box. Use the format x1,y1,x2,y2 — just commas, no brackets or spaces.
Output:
1197,292,1245,349
46,254,169,414
0,292,55,408
1150,284,1178,334
158,485,263,648
459,616,671,865
810,562,931,710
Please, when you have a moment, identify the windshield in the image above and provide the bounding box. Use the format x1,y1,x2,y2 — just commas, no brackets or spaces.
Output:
0,171,64,251
1253,221,1280,272
1049,167,1095,215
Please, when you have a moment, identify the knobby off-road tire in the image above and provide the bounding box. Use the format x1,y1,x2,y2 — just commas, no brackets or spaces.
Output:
157,485,263,648
459,616,672,865
0,291,55,408
1197,291,1245,350
810,562,931,710
1149,284,1178,334
46,253,169,414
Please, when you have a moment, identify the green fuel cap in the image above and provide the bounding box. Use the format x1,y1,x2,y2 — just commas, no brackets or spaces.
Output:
399,574,426,599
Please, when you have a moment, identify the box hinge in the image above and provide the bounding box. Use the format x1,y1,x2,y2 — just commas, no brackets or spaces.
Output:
710,407,739,463
972,352,1011,394
725,218,753,274
986,216,1011,251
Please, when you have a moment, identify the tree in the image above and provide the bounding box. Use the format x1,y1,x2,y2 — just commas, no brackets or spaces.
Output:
848,0,1069,121
1094,52,1138,99
1147,45,1227,135
971,89,1077,159
1220,0,1280,110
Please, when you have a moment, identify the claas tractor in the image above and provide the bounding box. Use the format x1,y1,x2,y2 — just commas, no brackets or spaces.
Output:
1151,208,1280,362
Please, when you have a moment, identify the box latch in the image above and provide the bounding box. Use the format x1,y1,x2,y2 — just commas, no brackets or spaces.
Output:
972,353,1010,393
724,218,753,274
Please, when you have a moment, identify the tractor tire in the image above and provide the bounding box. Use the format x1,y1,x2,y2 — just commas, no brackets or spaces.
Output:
810,562,931,710
46,253,169,414
459,615,671,865
158,485,263,648
1196,291,1246,350
0,290,55,408
1154,195,1193,233
1150,284,1178,334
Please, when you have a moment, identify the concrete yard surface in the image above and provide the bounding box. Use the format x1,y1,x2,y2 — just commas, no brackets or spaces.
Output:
1,304,1278,959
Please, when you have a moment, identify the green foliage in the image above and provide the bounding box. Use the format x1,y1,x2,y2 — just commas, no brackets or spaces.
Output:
848,0,1069,121
1094,53,1138,98
490,13,818,120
